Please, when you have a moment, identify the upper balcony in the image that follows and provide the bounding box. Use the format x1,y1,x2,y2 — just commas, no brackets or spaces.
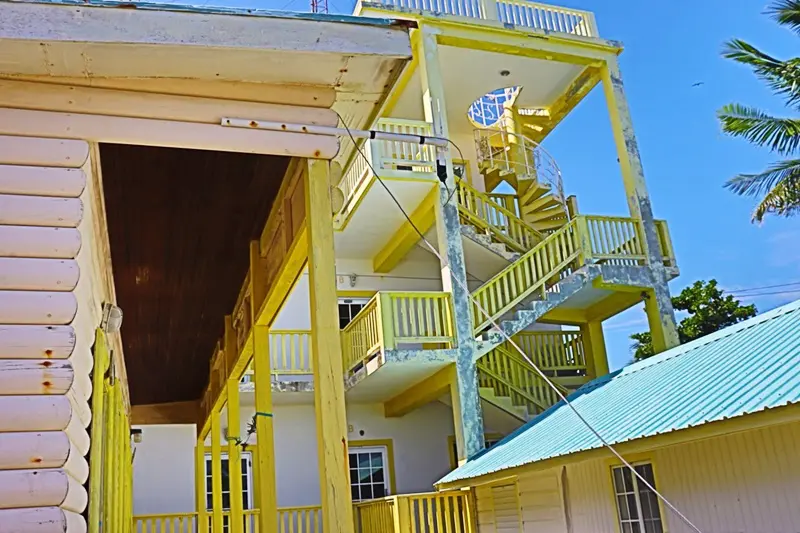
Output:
355,0,599,39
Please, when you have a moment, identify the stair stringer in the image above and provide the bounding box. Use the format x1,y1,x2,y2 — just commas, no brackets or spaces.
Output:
474,266,603,360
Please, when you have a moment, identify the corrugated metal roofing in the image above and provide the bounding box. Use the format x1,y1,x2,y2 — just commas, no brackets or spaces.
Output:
438,298,800,485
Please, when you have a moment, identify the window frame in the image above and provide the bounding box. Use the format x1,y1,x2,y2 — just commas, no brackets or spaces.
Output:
609,461,666,533
338,297,372,330
204,450,255,512
348,438,396,502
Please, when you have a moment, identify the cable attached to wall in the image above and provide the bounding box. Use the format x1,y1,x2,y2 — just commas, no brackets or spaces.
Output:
334,111,705,533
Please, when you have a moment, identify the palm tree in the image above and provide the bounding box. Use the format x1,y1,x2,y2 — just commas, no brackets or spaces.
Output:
718,0,800,222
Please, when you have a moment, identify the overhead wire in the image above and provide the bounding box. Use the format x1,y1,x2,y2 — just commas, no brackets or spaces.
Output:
333,111,704,533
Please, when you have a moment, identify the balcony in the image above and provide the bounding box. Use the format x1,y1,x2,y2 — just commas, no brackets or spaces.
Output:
355,0,599,38
354,491,474,533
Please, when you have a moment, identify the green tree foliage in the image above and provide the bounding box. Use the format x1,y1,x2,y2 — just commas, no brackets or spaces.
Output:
630,280,757,361
718,0,800,222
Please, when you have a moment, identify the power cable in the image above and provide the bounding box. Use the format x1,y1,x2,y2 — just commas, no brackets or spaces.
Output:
334,111,704,533
727,280,800,294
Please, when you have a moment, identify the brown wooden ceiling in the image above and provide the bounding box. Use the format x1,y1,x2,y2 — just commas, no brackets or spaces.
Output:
101,144,289,406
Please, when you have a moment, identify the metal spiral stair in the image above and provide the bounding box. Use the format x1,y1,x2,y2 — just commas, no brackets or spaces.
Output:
475,128,570,234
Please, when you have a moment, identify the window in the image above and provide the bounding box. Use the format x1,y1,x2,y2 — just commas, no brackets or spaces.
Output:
338,298,370,329
205,451,254,532
349,445,390,502
449,435,501,469
611,463,663,533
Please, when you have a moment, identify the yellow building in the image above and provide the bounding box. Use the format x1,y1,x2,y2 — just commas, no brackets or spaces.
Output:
0,0,680,532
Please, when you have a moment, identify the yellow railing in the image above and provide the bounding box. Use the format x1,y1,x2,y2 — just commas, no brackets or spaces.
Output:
134,508,320,533
512,330,586,371
89,329,133,533
358,0,598,37
579,215,646,265
485,191,520,216
471,216,580,332
457,179,543,253
655,220,676,267
277,505,322,533
478,345,564,416
341,292,455,372
270,330,313,374
471,215,675,332
133,513,198,532
339,119,437,214
354,492,475,533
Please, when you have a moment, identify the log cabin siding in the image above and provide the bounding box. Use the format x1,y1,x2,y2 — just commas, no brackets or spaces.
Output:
0,133,116,533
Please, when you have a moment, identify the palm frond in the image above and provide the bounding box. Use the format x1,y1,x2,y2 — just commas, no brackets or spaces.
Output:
725,158,800,198
751,171,800,222
723,39,800,108
768,0,800,35
718,103,800,155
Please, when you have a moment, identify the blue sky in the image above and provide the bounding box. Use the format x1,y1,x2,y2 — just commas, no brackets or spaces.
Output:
186,0,798,368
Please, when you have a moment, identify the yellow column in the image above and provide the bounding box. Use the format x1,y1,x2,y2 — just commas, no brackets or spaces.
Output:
103,382,116,527
196,436,209,533
416,27,485,463
211,410,224,533
306,158,355,533
581,321,609,379
88,329,109,533
253,325,278,533
227,378,244,533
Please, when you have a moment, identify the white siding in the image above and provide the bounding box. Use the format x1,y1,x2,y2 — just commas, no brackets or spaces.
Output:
132,401,455,514
491,484,522,533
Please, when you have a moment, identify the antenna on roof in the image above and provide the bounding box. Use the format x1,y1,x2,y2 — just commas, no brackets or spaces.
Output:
310,0,328,13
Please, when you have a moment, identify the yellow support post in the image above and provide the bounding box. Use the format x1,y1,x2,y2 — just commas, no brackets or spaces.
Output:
211,410,224,533
581,321,609,379
644,288,678,355
306,158,355,533
227,376,244,533
88,329,110,533
103,382,116,528
196,437,209,533
253,325,278,533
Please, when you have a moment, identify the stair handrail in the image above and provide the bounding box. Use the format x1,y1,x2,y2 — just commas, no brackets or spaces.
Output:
472,217,581,332
473,128,566,209
456,178,544,253
478,344,567,416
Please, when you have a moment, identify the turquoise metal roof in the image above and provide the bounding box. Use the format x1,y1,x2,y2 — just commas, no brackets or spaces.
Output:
439,298,800,485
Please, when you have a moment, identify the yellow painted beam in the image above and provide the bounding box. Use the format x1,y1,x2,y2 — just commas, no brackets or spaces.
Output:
521,66,602,144
585,291,643,322
226,317,244,533
373,186,438,273
253,325,278,533
306,158,355,533
196,437,209,533
102,381,116,527
210,410,224,533
384,365,454,418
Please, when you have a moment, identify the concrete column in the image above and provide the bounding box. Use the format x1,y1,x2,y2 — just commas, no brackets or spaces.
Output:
645,286,680,354
306,159,354,533
416,28,485,462
600,56,679,353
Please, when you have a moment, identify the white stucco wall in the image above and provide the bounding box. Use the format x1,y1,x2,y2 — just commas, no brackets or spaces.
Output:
132,400,455,515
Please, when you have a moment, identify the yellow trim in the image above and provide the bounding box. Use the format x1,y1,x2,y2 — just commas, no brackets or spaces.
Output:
372,185,438,273
201,445,259,510
253,325,278,533
605,456,669,533
437,403,800,491
348,438,398,496
447,433,504,470
453,158,473,186
338,290,378,299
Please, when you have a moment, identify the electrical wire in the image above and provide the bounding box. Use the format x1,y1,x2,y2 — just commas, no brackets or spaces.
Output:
727,280,800,294
334,112,704,533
